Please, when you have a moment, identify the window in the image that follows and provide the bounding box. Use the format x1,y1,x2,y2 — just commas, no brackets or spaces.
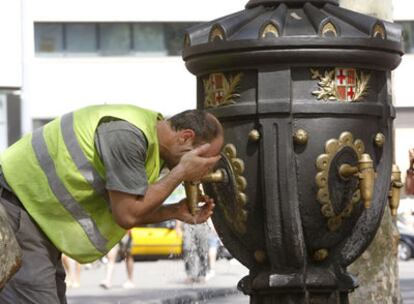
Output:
165,23,193,56
396,21,414,54
35,23,64,53
34,22,199,57
66,23,97,54
99,23,131,56
133,23,166,55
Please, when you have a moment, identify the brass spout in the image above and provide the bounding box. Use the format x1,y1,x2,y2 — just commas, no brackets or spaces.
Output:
357,154,375,209
389,164,403,217
184,182,202,216
339,153,376,209
184,169,227,215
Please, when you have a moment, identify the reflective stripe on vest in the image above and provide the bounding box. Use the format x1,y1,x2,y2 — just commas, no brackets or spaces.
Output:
61,113,110,204
32,127,108,254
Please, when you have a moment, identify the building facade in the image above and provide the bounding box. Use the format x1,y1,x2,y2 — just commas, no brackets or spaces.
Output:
0,0,243,151
392,0,414,197
0,0,412,190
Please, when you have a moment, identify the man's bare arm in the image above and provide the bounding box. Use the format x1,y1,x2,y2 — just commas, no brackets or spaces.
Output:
109,144,219,229
109,187,215,228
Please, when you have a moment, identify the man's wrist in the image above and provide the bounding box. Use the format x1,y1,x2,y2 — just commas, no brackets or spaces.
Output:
165,203,181,220
170,164,186,182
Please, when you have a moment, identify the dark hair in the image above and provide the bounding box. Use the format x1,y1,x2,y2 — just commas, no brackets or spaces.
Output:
168,110,222,145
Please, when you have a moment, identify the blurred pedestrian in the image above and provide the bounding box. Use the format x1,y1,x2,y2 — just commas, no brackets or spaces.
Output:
177,221,209,283
100,231,135,289
62,254,82,288
406,148,414,195
206,219,220,280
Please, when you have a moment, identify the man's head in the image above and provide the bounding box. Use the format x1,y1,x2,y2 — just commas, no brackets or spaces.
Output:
158,110,224,168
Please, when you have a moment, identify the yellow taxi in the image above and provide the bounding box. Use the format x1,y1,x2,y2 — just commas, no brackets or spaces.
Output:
129,185,185,260
130,221,182,260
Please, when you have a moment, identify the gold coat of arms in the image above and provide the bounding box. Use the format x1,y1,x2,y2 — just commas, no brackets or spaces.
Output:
311,68,371,102
203,73,242,108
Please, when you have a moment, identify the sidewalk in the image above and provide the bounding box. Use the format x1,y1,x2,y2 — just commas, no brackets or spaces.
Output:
67,259,414,303
67,258,249,304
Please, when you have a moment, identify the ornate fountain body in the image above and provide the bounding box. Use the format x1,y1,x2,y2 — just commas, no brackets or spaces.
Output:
182,0,403,302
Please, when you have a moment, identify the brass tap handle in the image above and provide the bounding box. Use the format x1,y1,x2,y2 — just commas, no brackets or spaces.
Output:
339,153,376,209
201,169,227,183
183,169,228,216
339,164,359,178
389,164,403,217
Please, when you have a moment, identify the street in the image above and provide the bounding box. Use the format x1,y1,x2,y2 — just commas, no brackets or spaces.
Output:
67,258,248,304
400,260,414,304
67,259,414,304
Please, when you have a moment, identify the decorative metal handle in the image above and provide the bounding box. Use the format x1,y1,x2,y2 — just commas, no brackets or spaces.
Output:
339,153,376,208
184,169,227,215
388,164,403,216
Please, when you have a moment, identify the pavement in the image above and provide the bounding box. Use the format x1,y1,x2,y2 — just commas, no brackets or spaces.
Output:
399,260,414,304
67,258,414,304
67,258,249,304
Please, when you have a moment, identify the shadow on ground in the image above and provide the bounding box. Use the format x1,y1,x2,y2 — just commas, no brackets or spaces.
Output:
68,287,238,304
401,278,414,304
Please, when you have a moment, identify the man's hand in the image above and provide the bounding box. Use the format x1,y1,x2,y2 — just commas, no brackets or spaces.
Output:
175,144,221,182
175,195,215,224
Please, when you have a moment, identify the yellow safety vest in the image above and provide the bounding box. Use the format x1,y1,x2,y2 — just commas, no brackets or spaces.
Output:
1,105,162,263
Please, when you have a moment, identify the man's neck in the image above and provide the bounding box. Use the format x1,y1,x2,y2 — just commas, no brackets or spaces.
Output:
156,120,170,161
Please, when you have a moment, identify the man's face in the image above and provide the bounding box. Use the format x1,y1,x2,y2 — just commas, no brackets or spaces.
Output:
164,129,195,169
166,131,224,170
202,135,224,158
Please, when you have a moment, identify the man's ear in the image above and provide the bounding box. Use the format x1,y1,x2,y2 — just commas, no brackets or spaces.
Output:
178,129,196,144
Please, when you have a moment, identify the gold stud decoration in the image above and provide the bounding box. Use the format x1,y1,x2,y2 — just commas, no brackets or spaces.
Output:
248,129,261,142
260,23,279,39
254,250,267,263
372,23,386,39
313,249,329,262
209,24,226,42
320,21,338,37
293,129,309,145
183,33,191,48
374,133,385,147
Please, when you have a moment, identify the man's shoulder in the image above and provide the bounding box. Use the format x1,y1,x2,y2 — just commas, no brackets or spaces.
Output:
95,119,148,148
98,119,142,134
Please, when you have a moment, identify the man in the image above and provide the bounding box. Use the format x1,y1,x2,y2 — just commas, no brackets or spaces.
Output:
0,104,223,303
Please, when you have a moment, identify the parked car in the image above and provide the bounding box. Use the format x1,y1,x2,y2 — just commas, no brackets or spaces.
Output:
399,232,414,261
397,220,414,261
130,220,182,261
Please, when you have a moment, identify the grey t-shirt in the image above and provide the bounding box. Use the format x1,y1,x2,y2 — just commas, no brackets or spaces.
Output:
94,119,149,196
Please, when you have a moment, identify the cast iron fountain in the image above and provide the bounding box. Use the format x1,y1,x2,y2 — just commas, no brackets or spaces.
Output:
182,0,403,303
